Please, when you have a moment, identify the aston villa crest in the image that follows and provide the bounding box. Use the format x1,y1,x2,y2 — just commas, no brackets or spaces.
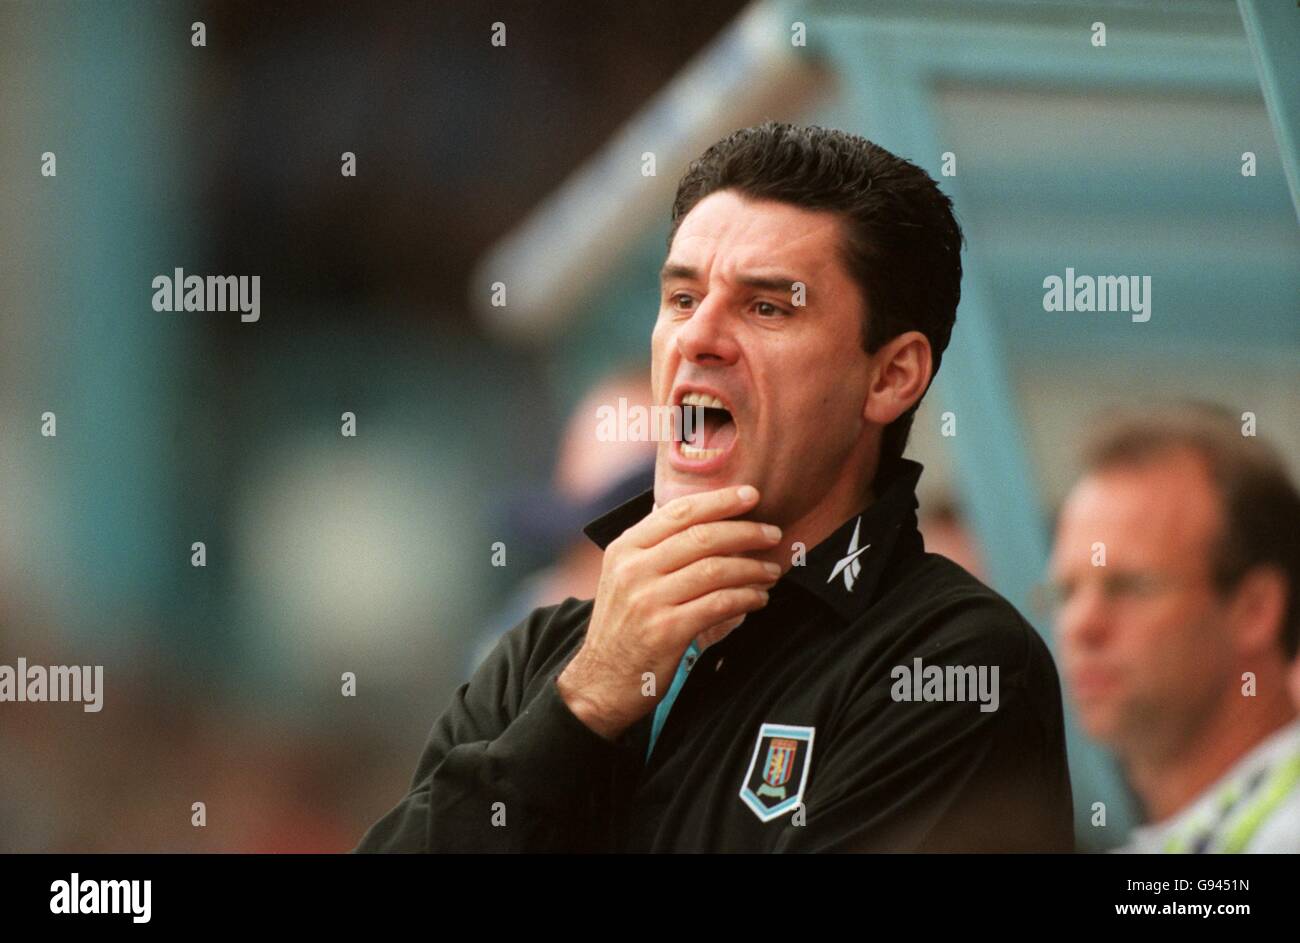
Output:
739,723,815,822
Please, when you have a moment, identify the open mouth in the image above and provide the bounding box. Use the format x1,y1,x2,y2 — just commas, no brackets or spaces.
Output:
676,390,738,462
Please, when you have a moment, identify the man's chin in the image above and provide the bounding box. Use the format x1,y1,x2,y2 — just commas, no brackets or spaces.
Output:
1072,702,1126,746
654,480,716,507
654,471,738,508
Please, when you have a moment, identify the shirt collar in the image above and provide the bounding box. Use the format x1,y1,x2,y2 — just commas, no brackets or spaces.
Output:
582,459,926,623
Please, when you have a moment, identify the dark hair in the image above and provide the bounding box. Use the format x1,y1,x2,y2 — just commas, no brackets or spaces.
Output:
1082,401,1300,659
668,121,964,481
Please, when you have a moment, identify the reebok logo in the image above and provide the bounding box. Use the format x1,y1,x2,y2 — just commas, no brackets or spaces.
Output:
827,518,869,592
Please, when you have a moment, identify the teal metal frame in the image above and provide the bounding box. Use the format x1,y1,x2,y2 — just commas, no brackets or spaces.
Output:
1239,0,1300,221
781,0,1296,848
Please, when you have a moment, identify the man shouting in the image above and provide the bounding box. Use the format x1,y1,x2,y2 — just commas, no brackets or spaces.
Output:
356,122,1074,853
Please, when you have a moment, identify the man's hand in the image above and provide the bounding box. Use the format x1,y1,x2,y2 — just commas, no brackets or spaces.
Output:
557,485,782,741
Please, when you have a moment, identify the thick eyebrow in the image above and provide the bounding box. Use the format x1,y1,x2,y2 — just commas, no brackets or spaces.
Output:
659,263,810,299
737,273,806,294
659,263,699,284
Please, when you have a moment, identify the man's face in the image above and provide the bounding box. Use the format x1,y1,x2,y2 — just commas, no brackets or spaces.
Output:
651,189,871,526
1049,451,1235,753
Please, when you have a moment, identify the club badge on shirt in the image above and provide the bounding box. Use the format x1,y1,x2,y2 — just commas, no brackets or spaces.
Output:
740,723,815,822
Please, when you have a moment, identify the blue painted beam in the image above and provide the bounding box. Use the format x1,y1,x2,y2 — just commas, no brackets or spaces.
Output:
1237,0,1300,222
801,7,1151,848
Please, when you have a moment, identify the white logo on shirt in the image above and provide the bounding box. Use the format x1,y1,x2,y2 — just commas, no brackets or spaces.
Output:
827,518,870,592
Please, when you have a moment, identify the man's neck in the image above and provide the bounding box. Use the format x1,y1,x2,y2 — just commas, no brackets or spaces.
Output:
691,465,879,653
1126,683,1296,823
752,459,879,575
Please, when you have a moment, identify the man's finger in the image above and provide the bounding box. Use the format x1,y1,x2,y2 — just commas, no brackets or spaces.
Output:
657,557,780,606
652,520,783,573
695,614,746,651
670,586,770,647
624,485,761,549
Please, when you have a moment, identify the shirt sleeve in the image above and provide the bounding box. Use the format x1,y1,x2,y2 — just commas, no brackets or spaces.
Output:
353,599,643,852
772,594,1076,853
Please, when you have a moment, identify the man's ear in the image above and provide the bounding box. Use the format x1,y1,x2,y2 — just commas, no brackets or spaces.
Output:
863,330,933,425
1228,565,1288,657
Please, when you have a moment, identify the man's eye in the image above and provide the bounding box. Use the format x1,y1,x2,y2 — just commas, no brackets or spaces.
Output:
1109,573,1158,596
754,301,786,317
671,293,696,310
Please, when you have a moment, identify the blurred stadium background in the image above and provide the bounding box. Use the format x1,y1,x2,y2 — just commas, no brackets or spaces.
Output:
0,0,1295,851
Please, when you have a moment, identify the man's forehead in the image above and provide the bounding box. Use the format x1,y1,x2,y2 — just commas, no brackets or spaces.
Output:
668,190,845,273
1056,462,1221,563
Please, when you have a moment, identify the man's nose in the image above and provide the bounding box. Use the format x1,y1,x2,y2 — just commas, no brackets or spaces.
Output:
676,295,740,366
1058,582,1112,650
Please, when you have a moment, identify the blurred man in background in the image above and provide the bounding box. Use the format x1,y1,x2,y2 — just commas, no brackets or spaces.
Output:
917,496,986,584
466,366,655,674
1050,403,1300,852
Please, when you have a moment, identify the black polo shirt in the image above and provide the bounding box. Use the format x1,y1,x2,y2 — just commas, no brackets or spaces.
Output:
355,459,1075,852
